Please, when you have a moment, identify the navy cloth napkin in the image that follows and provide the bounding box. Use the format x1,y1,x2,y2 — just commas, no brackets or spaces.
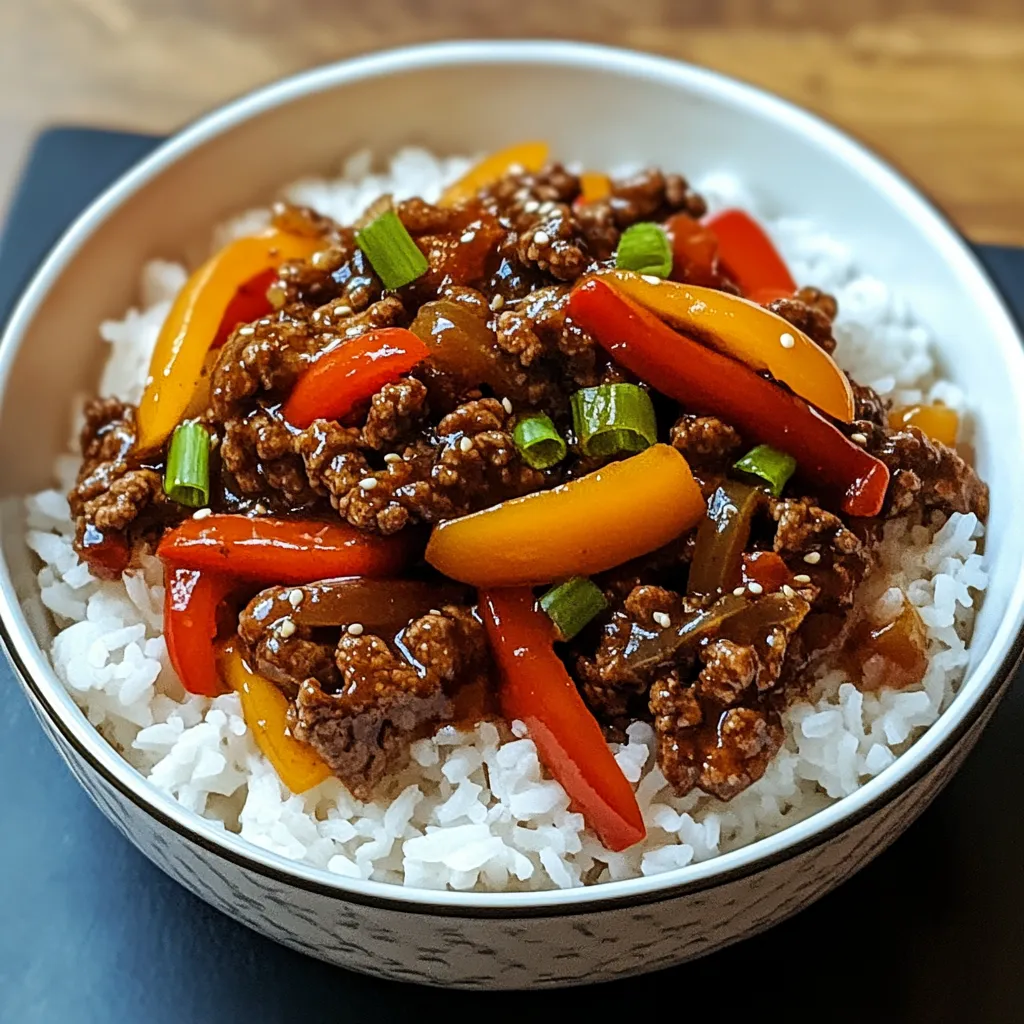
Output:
0,129,1022,1023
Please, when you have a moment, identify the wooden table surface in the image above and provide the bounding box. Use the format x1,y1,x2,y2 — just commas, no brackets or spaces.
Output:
2,0,1023,243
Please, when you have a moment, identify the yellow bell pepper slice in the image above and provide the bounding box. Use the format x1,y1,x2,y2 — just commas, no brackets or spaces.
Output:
578,171,612,203
136,230,323,452
218,643,331,794
439,141,549,208
425,444,703,587
889,403,959,447
598,270,856,424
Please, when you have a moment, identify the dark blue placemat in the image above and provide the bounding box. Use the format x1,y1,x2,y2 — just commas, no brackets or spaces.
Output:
1,129,1022,1024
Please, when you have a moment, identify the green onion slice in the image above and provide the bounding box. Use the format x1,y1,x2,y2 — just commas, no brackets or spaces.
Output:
570,384,658,458
355,210,429,291
513,414,567,470
164,422,211,508
615,222,673,278
540,577,609,642
733,444,797,498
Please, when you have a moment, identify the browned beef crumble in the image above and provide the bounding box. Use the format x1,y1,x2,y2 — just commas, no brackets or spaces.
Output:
66,161,988,805
290,607,489,799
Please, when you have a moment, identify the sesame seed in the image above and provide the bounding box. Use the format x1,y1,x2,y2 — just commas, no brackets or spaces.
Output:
782,584,796,598
384,452,402,464
279,618,296,638
641,274,661,285
489,294,505,312
288,589,304,608
523,199,540,214
533,230,551,245
238,326,255,336
793,573,811,584
803,551,822,565
733,586,746,596
429,608,442,616
779,332,796,349
501,397,513,415
851,432,868,445
311,250,330,268
358,478,378,491
747,581,764,595
653,611,672,629
459,436,474,452
192,507,212,520
254,502,268,515
258,318,271,326
460,231,476,243
508,163,525,175
347,622,364,636
335,305,353,317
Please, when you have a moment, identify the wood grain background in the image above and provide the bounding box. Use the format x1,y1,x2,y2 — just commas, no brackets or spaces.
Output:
2,0,1023,242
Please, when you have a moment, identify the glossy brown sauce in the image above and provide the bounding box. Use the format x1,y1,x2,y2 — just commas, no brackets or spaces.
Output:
841,602,928,692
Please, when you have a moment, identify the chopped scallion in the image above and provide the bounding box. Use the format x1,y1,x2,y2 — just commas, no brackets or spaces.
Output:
355,210,429,290
513,414,567,470
164,422,211,508
570,384,658,458
615,222,672,278
733,444,797,497
540,577,608,642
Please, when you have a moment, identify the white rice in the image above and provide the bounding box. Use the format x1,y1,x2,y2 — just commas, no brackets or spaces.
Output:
24,150,988,891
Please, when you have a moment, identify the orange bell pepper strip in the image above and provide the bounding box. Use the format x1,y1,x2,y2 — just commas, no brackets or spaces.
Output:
703,208,796,297
439,141,549,208
889,403,959,447
282,328,430,429
481,588,645,852
136,230,323,452
425,444,704,587
578,171,612,204
218,643,331,794
164,567,235,696
158,514,415,584
596,269,855,424
568,278,889,518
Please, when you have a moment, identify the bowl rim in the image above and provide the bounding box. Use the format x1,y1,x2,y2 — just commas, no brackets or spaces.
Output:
2,39,1024,916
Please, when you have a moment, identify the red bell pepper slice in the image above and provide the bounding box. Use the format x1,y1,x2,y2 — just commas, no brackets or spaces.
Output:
481,588,646,853
157,514,414,584
212,267,277,348
663,213,719,287
704,209,796,298
283,327,430,429
164,567,235,696
741,551,793,594
567,278,889,517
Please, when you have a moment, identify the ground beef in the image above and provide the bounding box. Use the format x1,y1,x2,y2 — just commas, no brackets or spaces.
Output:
852,381,889,425
669,414,743,466
68,398,169,577
495,286,600,387
603,168,707,227
769,495,874,612
861,422,989,519
517,206,591,282
290,607,489,799
362,377,430,450
210,296,405,421
304,397,546,534
768,289,838,355
221,408,315,507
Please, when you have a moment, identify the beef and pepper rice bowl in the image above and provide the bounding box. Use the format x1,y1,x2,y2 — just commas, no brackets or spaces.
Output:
25,145,988,891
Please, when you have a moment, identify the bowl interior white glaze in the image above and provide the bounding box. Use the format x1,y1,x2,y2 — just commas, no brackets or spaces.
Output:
1,42,1022,911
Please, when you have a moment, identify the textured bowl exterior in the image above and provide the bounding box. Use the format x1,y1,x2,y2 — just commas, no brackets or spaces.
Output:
15,663,1009,988
2,41,1024,989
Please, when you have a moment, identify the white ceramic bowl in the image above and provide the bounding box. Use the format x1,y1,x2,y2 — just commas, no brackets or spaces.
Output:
2,41,1023,989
